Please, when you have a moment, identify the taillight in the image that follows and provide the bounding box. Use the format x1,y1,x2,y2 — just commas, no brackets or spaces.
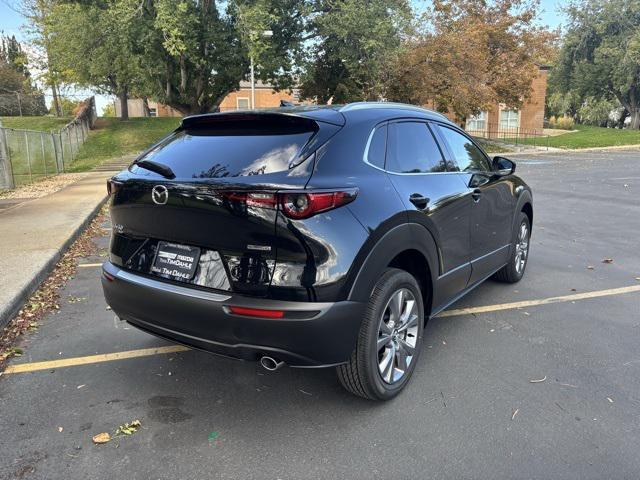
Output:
280,191,357,219
107,179,122,195
221,191,277,208
220,189,357,219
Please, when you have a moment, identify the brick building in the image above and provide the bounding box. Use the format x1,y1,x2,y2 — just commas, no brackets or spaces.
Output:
463,65,550,137
114,80,304,117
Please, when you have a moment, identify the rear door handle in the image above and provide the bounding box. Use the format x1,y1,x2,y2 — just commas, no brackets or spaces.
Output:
471,189,482,202
409,193,430,209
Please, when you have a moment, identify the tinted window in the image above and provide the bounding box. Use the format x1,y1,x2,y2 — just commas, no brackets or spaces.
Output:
437,126,491,172
132,119,315,179
366,124,387,169
386,122,446,174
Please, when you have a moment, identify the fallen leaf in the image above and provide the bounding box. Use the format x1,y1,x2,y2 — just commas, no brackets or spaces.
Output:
115,419,141,436
602,258,613,264
92,432,111,444
529,376,547,383
511,408,519,420
570,288,577,292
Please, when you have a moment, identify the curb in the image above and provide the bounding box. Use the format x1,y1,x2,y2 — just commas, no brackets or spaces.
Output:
0,195,109,329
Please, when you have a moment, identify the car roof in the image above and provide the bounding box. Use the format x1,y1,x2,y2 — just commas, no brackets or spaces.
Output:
182,102,454,129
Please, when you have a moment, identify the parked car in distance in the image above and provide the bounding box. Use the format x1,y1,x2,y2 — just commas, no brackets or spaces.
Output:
102,102,533,400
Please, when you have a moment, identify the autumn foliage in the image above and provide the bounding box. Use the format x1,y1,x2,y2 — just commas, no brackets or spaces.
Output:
388,0,557,121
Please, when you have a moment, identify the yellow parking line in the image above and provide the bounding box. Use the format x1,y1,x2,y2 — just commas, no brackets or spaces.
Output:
2,345,189,375
78,263,103,268
439,285,640,318
3,285,640,375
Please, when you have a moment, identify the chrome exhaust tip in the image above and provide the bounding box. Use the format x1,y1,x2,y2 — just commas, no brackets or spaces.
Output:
260,356,284,371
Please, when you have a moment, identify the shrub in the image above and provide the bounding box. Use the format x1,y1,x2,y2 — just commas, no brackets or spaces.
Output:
548,115,574,129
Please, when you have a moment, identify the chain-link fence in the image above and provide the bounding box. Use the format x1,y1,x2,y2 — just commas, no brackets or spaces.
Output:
0,97,97,189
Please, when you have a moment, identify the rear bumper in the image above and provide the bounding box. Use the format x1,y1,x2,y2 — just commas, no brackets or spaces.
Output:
101,262,365,367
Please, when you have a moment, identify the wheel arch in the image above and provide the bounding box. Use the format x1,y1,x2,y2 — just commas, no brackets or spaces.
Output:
346,223,438,317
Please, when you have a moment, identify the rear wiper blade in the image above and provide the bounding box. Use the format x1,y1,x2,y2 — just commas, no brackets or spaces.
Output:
135,159,176,179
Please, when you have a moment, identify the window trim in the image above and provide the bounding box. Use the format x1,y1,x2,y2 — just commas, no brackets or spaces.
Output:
498,107,521,131
362,118,458,176
236,97,250,109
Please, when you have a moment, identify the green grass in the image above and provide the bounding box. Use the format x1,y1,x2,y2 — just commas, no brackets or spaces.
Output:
1,116,73,131
518,124,640,149
68,117,180,172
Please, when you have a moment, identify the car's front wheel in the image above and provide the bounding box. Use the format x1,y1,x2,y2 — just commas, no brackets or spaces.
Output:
337,268,424,400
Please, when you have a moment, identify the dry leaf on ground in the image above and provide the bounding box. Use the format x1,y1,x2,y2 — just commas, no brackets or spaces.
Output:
92,432,111,444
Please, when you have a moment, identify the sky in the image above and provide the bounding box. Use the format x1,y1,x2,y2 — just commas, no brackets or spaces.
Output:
0,0,568,115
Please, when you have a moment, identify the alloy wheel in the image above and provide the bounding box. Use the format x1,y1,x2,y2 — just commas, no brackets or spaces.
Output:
514,222,529,274
377,288,419,384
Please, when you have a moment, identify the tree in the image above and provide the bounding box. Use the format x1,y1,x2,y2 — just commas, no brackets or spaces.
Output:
300,0,412,103
578,96,619,127
21,0,66,116
124,0,307,114
552,0,640,129
47,1,142,120
387,0,556,121
0,34,47,115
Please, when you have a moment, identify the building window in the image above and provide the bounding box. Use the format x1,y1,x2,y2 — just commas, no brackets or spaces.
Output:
466,111,487,132
237,97,250,109
499,109,520,130
148,108,157,117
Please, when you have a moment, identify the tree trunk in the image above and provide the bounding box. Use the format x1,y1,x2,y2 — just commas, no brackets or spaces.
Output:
629,109,640,130
142,97,151,117
51,83,62,117
118,88,129,120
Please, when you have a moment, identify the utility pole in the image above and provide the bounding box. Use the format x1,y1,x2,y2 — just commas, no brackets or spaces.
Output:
250,55,255,110
249,30,273,110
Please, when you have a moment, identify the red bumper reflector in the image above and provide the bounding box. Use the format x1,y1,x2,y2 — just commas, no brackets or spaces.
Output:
103,271,115,282
227,306,285,319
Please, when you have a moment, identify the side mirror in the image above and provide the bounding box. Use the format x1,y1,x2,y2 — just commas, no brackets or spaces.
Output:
492,156,516,176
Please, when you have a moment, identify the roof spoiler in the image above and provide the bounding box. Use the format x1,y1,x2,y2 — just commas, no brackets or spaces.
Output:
181,108,345,129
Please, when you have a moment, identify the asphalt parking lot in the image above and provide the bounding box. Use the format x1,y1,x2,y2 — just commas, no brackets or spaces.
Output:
1,150,639,480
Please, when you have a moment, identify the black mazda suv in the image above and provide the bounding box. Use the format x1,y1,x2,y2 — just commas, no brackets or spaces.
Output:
102,102,533,400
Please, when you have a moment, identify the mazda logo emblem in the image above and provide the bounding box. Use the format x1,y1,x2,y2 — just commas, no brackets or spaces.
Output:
151,185,169,205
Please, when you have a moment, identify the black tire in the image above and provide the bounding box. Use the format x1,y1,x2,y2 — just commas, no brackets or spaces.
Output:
336,268,425,400
493,212,531,283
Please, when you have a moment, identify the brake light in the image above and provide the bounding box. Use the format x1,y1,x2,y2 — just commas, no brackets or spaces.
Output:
221,191,278,208
227,306,285,318
220,189,357,219
280,191,356,219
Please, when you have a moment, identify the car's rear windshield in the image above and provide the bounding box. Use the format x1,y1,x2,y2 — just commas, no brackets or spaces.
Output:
132,116,317,179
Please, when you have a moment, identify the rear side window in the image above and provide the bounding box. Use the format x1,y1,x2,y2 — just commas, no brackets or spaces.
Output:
436,125,491,172
366,124,387,169
134,116,316,179
386,122,446,174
